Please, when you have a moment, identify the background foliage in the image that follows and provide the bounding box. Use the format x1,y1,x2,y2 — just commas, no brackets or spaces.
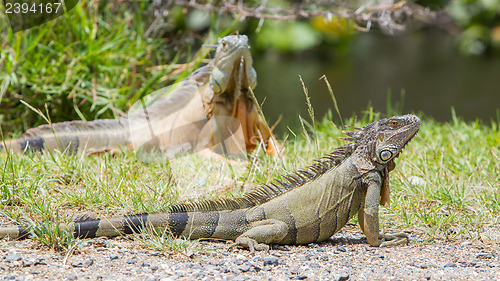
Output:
1,0,500,136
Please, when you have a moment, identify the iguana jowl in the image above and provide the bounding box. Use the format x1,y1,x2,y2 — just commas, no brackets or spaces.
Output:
0,115,420,252
0,35,279,156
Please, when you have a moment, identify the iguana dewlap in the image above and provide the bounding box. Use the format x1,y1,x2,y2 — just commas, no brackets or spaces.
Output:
0,35,280,157
0,115,420,253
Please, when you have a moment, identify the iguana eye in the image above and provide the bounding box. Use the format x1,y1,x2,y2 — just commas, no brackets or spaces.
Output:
379,149,393,161
391,120,398,126
220,39,227,49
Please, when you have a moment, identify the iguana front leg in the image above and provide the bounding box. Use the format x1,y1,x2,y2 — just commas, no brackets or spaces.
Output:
228,219,288,254
358,172,408,247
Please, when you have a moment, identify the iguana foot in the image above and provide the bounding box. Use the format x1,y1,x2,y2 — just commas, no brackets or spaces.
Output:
379,232,409,247
198,149,248,165
87,148,121,157
228,237,269,254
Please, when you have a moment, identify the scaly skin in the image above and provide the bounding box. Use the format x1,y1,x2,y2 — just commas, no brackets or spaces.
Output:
0,115,420,253
0,35,279,156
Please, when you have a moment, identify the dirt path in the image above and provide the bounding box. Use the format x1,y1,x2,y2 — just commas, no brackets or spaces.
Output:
1,225,499,280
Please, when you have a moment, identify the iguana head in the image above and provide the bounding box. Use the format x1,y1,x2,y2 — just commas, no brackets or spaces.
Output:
372,114,420,164
209,35,257,96
347,114,420,165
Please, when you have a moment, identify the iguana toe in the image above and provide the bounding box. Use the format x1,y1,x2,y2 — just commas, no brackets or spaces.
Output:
379,232,409,247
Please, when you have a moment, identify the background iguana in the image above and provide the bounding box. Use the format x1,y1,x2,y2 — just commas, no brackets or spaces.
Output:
0,35,280,157
0,115,420,253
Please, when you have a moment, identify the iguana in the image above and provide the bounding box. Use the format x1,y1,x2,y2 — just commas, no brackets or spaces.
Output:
0,114,420,253
0,35,280,157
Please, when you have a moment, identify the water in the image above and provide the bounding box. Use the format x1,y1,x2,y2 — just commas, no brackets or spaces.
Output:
253,28,500,133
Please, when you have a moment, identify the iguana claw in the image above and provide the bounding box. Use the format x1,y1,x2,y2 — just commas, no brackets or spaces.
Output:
228,237,269,254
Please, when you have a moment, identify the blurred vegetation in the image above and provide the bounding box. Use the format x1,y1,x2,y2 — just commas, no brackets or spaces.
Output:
0,0,232,135
448,0,500,55
1,0,499,136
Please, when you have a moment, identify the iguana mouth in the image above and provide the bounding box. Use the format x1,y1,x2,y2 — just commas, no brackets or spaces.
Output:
394,127,420,159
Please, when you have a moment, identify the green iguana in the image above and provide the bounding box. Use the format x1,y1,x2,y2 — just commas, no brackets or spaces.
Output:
0,35,280,157
0,114,420,252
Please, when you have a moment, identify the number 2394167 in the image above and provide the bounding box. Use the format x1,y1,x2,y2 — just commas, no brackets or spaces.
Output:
5,2,62,14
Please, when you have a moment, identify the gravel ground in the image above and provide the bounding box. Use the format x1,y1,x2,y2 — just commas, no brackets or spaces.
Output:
1,225,499,281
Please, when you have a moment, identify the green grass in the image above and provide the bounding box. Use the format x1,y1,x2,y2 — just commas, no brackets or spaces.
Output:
0,112,499,253
0,0,498,256
0,0,234,136
387,115,500,240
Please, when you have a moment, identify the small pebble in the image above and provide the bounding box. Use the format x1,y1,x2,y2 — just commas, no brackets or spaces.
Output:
183,249,195,258
238,264,251,272
476,253,493,259
249,262,261,272
34,258,47,266
22,259,33,267
263,257,279,266
444,262,456,268
209,260,225,266
84,259,94,267
467,261,478,267
70,262,86,268
299,255,311,261
444,245,456,250
5,254,22,263
337,274,350,281
310,262,321,268
233,258,245,265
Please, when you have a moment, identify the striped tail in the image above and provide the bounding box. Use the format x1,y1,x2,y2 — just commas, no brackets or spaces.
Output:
0,213,161,240
0,210,248,241
0,118,130,154
0,226,31,240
